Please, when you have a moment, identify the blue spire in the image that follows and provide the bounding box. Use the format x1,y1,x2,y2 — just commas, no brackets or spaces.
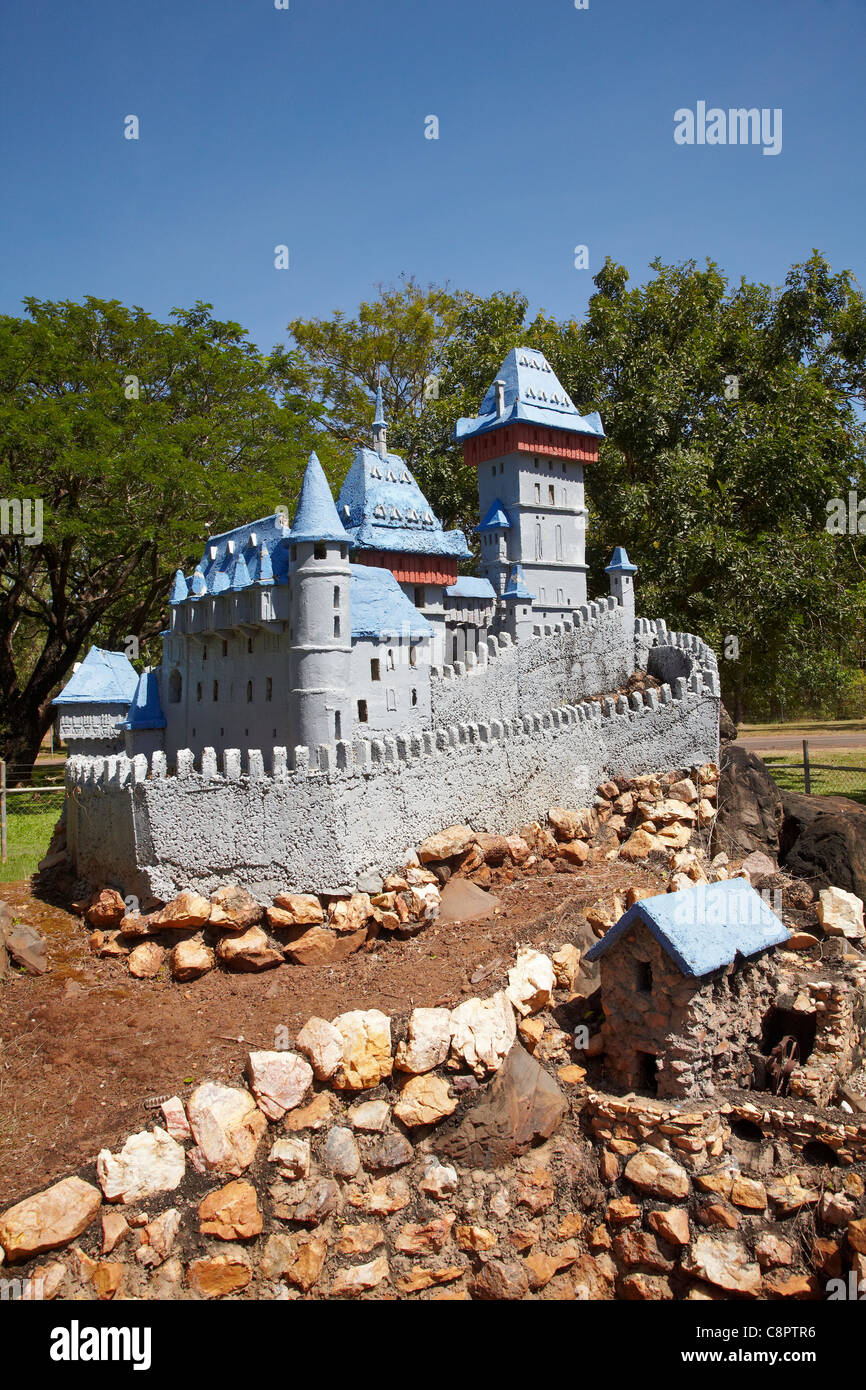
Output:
605,546,638,575
229,551,252,591
289,452,348,544
502,563,535,601
257,542,274,585
373,382,386,428
190,565,207,597
169,569,188,605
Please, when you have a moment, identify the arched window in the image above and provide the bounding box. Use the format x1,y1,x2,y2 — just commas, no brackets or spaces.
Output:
535,523,542,560
168,669,182,704
555,525,563,561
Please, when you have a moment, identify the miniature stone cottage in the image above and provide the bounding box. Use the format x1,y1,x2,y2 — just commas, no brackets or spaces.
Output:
585,879,789,1100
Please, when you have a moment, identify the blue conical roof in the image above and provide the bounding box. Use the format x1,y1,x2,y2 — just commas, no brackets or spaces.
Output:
502,563,535,601
605,546,638,575
257,543,274,584
169,569,188,605
289,452,349,544
455,346,605,442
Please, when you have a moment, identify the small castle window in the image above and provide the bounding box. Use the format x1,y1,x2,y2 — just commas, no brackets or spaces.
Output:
637,961,653,994
533,456,539,468
535,524,543,560
168,669,182,704
534,483,541,502
499,462,503,474
409,645,418,668
196,682,202,703
371,659,380,682
333,585,340,608
358,699,368,723
291,545,297,561
222,640,228,657
314,542,326,559
247,637,253,654
266,677,273,702
548,484,555,504
491,466,496,477
246,680,253,703
386,688,397,712
414,586,424,609
202,646,207,662
334,711,342,739
340,545,347,559
333,616,340,637
213,680,219,702
411,687,418,706
387,649,395,670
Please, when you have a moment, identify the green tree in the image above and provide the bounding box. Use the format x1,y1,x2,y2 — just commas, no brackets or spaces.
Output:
574,254,866,721
0,296,330,775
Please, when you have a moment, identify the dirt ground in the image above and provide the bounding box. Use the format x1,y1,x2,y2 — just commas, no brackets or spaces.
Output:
0,859,669,1206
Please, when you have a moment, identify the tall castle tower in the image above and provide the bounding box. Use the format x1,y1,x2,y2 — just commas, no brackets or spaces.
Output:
455,348,605,627
288,452,352,749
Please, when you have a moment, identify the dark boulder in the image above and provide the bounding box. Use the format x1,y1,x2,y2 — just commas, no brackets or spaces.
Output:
439,1041,567,1169
719,702,738,742
780,790,866,902
712,744,784,859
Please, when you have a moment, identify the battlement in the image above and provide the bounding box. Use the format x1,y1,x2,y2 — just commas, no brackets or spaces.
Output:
66,624,716,797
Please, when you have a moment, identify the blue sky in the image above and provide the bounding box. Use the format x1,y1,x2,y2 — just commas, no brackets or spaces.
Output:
1,0,864,352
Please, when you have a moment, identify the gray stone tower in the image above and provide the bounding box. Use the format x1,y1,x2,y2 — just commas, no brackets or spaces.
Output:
289,452,352,750
455,347,605,630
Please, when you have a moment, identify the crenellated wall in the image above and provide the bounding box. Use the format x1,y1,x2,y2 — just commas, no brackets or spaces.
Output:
65,622,720,902
429,595,634,729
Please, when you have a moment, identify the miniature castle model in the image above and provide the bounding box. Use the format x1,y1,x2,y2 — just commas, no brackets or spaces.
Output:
55,349,721,901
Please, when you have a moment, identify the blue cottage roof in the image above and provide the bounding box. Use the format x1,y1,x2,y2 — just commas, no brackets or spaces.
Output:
122,670,166,730
349,564,434,641
290,452,349,545
477,500,512,533
605,546,638,575
584,879,789,978
502,564,535,601
52,648,139,707
445,577,496,601
455,347,605,443
337,447,471,560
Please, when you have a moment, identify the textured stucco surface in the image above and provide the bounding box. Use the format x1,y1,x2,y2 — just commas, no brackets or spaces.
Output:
66,651,719,901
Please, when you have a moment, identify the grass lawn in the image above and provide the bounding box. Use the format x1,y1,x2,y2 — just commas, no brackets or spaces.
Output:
759,748,866,806
0,798,62,883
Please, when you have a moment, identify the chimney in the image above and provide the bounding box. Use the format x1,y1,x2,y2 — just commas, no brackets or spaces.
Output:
494,379,506,417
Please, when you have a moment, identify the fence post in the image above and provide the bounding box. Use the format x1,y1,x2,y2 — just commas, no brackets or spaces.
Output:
1,759,6,864
803,739,811,796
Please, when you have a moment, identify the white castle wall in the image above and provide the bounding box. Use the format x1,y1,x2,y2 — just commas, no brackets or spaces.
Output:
64,622,720,902
429,595,632,728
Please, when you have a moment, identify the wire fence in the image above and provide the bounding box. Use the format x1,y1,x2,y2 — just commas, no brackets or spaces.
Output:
762,741,866,807
0,758,66,863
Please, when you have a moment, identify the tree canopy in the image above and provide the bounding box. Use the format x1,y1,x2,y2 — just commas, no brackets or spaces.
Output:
1,253,864,775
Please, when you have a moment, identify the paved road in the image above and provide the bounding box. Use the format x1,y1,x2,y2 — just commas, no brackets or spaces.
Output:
738,733,866,752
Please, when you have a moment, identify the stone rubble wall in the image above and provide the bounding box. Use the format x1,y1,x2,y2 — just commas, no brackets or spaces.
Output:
64,628,720,901
598,922,778,1101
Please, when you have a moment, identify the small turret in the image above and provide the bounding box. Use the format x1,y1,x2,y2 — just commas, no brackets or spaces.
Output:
501,563,536,645
605,546,638,639
288,453,352,749
372,382,388,460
